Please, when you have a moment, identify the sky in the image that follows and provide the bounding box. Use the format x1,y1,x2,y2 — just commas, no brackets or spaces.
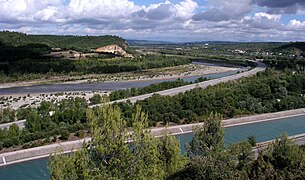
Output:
1,0,305,42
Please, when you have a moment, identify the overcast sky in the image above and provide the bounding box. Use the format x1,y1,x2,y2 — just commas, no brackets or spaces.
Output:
1,0,305,42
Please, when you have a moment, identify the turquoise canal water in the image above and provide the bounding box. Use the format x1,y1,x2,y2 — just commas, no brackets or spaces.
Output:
1,114,305,179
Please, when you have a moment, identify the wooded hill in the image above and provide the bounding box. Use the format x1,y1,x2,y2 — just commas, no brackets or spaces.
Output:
277,42,305,52
0,31,127,52
272,42,305,56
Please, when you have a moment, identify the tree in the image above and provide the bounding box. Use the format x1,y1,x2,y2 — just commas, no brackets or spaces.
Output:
49,104,182,179
247,135,257,147
170,112,242,180
25,110,42,133
159,134,186,177
228,141,254,171
187,112,224,157
248,133,305,179
170,154,242,180
8,123,20,137
89,94,102,105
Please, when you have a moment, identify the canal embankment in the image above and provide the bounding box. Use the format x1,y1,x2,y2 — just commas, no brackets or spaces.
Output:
1,107,304,167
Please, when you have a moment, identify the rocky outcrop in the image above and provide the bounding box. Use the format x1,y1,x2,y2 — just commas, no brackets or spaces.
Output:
95,45,133,58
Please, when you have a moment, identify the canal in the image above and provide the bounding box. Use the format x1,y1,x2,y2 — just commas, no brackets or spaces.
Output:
1,114,305,179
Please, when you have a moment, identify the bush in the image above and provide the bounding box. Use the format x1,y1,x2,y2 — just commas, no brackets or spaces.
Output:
17,108,30,120
89,94,102,105
52,135,57,143
59,129,70,140
75,130,85,139
3,138,14,148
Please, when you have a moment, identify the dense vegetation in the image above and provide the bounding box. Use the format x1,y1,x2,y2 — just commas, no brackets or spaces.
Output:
0,108,15,124
263,58,305,71
0,31,127,52
109,77,208,101
116,69,305,126
277,42,305,52
49,105,305,179
1,68,304,151
0,98,88,150
0,55,191,82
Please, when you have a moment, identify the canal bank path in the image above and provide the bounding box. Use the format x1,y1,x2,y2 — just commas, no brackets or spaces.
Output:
0,107,305,167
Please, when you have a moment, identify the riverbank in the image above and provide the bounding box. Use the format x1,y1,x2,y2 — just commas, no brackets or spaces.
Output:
0,91,110,110
1,108,304,167
0,64,239,89
0,65,241,109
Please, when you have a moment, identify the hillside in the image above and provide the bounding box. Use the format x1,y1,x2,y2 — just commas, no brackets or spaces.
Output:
0,31,127,52
276,42,305,52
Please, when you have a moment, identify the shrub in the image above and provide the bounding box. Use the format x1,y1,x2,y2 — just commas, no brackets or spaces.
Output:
52,135,57,143
89,94,102,105
75,130,85,138
59,129,70,140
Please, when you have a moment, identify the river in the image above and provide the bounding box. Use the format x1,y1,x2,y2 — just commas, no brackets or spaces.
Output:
0,63,249,95
1,114,305,179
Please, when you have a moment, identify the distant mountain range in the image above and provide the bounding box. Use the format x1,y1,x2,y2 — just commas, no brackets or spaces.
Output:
127,39,175,45
127,39,292,46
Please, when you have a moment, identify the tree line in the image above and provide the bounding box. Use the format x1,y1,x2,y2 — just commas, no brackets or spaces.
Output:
116,68,305,126
0,55,191,83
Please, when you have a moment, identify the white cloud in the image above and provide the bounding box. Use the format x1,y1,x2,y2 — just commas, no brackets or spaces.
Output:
68,0,140,18
192,0,253,21
0,0,63,22
138,0,198,21
243,12,282,30
174,0,198,19
254,12,282,21
287,19,305,29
